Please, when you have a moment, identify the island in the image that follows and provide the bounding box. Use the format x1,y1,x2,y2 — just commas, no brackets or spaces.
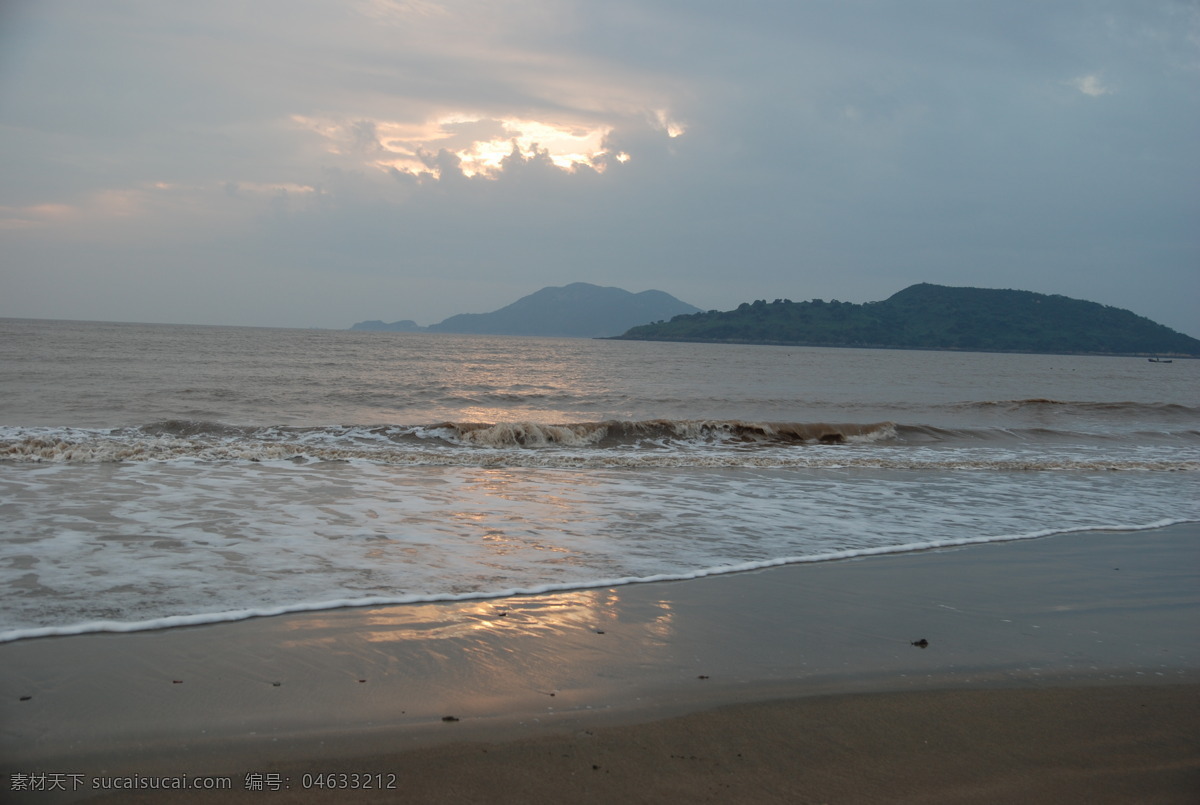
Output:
351,282,700,338
611,283,1200,357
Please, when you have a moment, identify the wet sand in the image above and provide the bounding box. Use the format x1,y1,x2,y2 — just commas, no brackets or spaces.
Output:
2,524,1198,803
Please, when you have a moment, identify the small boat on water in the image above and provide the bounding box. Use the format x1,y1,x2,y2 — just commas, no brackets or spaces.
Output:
1148,357,1173,363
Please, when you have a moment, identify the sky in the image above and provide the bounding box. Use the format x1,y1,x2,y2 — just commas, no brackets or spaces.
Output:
1,1,1197,334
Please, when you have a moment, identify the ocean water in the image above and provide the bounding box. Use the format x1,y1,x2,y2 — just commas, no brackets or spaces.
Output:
1,317,1197,642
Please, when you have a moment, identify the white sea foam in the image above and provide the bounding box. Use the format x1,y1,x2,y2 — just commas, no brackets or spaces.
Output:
0,517,1193,644
1,456,1197,643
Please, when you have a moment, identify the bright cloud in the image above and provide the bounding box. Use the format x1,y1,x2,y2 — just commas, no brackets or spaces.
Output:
293,113,634,178
653,109,686,139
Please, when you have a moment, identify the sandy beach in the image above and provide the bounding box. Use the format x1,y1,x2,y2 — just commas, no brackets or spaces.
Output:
3,524,1198,803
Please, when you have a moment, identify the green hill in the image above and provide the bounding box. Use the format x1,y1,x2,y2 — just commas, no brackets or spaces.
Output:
612,283,1200,356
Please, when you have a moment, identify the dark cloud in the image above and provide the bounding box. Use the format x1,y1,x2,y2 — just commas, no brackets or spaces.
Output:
0,0,1196,333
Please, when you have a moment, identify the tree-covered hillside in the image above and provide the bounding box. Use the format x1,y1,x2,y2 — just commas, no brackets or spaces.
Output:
612,283,1200,356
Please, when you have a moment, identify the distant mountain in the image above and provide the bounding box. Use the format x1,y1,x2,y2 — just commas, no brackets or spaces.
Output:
349,319,424,332
349,283,698,338
351,283,699,337
612,283,1200,356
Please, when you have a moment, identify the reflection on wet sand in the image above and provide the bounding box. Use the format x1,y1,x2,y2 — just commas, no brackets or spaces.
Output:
252,588,684,728
279,588,673,647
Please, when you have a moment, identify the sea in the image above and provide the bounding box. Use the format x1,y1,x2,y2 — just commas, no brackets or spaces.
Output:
1,317,1197,643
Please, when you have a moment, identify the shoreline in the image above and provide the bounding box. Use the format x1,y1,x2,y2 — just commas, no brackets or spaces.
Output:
3,517,1191,646
2,524,1197,802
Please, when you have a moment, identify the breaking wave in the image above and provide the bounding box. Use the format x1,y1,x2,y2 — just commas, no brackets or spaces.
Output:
439,418,894,447
1,419,1197,471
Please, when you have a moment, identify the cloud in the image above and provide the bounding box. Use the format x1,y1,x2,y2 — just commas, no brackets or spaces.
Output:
1068,74,1114,96
0,1,1197,334
293,112,623,179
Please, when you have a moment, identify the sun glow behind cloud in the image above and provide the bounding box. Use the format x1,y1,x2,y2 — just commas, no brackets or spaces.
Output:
293,113,648,179
419,115,613,176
